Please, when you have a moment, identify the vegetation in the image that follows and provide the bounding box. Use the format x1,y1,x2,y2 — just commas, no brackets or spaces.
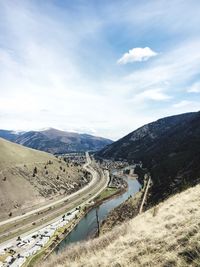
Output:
33,167,37,177
95,187,119,202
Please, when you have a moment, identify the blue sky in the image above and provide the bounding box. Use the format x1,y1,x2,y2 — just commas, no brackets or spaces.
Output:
0,0,200,140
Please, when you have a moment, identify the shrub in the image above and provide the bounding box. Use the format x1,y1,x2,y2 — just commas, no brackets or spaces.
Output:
33,166,37,177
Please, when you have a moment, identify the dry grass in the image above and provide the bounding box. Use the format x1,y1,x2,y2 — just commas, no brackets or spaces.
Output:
0,138,86,219
0,138,54,167
40,183,200,267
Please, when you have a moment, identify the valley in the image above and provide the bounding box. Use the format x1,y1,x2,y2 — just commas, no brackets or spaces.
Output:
0,112,200,267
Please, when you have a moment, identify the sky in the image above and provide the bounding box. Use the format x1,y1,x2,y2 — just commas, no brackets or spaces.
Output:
0,0,200,140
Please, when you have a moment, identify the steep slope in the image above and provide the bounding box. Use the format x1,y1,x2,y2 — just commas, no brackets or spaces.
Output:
97,112,200,204
0,138,88,220
41,183,200,267
0,128,112,154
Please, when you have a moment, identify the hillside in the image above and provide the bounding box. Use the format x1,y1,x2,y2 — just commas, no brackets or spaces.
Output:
41,183,200,267
97,111,200,204
0,128,112,154
0,138,89,220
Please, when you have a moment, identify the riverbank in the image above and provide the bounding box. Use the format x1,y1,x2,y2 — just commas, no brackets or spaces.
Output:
94,181,128,205
54,176,141,256
100,190,143,234
99,174,149,234
50,185,127,251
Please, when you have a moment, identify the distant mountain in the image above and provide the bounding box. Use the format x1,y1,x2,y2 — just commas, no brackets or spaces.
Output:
0,128,112,154
97,111,200,204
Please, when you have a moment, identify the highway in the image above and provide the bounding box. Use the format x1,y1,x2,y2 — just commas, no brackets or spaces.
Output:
0,153,109,248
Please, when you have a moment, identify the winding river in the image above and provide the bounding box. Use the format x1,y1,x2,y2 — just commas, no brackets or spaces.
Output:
56,175,141,253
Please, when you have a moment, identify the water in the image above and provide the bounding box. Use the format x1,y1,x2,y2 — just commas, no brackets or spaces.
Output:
55,176,141,253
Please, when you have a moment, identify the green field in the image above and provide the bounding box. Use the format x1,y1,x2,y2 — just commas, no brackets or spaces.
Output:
95,187,119,202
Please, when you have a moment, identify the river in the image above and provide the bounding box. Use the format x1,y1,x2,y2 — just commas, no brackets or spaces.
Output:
55,176,141,253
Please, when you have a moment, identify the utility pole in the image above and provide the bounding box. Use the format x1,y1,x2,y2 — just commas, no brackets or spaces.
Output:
139,173,151,214
96,207,100,237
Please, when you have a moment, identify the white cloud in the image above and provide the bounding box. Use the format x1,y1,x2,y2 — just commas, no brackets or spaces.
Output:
117,47,158,64
187,81,200,93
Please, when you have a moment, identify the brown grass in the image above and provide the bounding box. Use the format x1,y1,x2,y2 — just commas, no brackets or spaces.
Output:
39,183,200,267
0,138,85,219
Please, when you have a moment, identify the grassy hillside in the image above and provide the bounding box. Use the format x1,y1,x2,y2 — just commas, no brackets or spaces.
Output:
0,137,54,167
41,183,200,267
0,138,89,220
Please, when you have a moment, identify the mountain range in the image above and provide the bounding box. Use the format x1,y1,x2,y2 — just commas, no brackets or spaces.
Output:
0,128,112,154
97,111,200,204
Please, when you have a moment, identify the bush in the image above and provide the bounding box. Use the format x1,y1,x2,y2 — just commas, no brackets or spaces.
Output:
33,167,37,177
